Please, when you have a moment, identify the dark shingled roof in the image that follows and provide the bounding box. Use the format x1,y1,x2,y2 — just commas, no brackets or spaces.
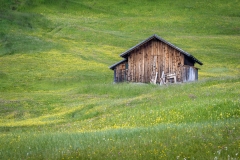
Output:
109,34,203,69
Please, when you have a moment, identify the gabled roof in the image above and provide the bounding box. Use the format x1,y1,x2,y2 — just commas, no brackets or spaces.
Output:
120,34,203,65
109,59,127,70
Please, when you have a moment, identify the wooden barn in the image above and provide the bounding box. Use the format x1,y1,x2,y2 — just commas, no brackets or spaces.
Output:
109,34,203,84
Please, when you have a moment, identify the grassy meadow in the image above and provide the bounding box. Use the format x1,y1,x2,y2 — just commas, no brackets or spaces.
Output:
0,0,239,159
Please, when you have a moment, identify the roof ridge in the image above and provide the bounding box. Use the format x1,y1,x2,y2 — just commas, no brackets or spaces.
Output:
119,34,203,65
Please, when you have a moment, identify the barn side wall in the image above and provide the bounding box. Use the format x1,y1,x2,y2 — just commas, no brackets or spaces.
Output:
114,62,127,82
182,66,198,82
127,39,185,83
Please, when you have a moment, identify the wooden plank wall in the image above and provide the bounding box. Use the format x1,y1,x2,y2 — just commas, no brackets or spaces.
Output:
182,66,198,82
115,63,126,82
127,39,185,83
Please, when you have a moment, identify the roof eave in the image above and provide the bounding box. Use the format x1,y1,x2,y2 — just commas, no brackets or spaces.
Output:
109,59,127,70
196,60,203,65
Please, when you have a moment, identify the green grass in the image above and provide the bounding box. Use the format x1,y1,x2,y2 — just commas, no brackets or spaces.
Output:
0,0,240,159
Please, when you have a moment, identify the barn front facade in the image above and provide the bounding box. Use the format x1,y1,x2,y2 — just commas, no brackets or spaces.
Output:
109,34,203,84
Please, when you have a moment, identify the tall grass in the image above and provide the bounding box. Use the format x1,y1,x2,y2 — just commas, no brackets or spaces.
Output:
1,120,239,160
0,77,239,159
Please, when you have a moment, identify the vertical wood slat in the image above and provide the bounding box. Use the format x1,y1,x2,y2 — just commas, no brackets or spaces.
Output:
160,42,163,82
135,50,138,82
128,56,130,81
173,49,176,75
130,54,132,82
147,44,150,82
169,46,171,74
172,48,174,73
142,49,144,83
177,52,180,81
157,42,160,82
134,50,136,82
162,43,166,77
165,45,169,74
139,49,141,82
169,47,171,74
138,49,140,82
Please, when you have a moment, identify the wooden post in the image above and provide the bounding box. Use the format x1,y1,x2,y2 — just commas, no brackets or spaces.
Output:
154,72,158,84
160,71,165,85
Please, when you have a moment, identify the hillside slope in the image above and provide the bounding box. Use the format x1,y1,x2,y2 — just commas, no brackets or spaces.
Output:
0,0,239,159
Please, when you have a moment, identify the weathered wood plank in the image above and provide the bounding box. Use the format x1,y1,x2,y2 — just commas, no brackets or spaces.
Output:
142,45,145,82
